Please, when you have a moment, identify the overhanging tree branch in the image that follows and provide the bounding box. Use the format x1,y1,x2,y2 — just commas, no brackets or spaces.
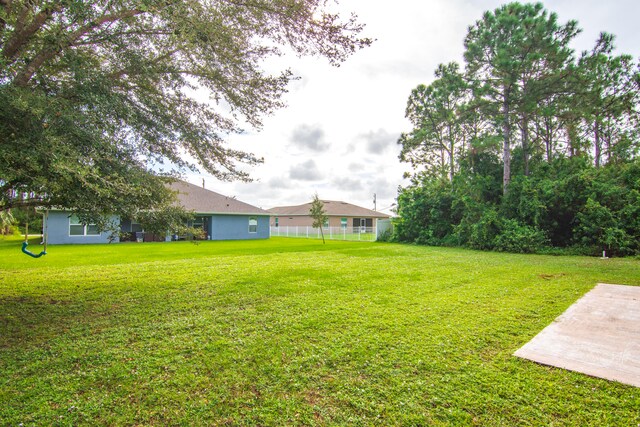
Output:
1,2,60,61
12,8,145,87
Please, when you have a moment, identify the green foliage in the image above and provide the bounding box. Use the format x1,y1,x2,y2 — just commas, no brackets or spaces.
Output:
399,62,467,183
573,198,632,256
396,156,640,255
375,227,394,242
0,1,371,218
464,2,580,192
455,206,500,251
576,33,640,167
494,219,549,253
394,179,455,245
9,206,43,236
0,209,15,235
396,2,640,256
135,205,199,240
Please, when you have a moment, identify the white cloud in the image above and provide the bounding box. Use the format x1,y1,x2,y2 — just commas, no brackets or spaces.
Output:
289,159,324,181
332,176,364,192
359,129,400,155
267,176,293,189
290,124,329,152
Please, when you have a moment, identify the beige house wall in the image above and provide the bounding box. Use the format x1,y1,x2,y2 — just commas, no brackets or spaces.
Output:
271,215,377,228
272,215,313,227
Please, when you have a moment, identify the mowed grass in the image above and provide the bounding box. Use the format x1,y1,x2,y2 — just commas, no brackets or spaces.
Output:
1,236,639,426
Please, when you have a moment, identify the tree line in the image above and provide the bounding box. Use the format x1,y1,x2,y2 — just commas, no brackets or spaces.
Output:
395,2,640,256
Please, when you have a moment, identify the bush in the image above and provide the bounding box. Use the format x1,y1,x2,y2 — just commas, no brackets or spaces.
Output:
572,198,633,256
394,156,640,256
494,219,549,253
457,207,501,250
1,211,16,236
394,180,454,244
376,228,394,242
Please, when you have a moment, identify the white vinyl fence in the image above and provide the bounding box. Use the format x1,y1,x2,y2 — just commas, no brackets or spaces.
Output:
270,226,378,242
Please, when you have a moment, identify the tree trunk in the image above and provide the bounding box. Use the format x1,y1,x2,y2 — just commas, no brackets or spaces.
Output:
502,90,512,195
594,120,601,168
604,124,612,164
521,115,530,176
567,121,578,158
439,143,446,181
545,118,552,162
448,124,455,184
465,133,474,172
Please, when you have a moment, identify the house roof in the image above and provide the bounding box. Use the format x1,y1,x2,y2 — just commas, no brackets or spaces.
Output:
169,180,269,215
267,200,391,218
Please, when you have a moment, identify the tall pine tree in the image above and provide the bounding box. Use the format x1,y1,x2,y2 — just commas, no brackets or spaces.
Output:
463,2,579,193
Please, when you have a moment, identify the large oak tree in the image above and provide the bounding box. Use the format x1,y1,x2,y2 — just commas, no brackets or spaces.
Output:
0,0,371,221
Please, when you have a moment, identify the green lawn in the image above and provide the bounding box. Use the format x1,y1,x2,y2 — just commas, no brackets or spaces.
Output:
1,236,639,426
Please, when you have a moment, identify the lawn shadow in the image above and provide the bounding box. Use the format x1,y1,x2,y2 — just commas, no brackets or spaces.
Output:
0,294,101,350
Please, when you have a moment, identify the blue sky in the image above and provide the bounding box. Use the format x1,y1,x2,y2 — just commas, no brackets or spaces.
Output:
187,0,640,212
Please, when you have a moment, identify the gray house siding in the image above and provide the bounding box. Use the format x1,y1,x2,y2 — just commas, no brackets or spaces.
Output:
46,211,119,245
43,181,270,244
45,212,268,244
210,214,270,240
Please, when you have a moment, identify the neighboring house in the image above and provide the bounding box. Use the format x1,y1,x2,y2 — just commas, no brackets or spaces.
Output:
267,200,390,231
44,180,270,244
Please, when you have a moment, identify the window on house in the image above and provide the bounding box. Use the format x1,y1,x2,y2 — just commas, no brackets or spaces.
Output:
249,217,258,233
86,224,100,236
274,217,279,227
131,222,143,233
69,215,84,236
69,215,100,236
323,219,329,228
341,218,347,229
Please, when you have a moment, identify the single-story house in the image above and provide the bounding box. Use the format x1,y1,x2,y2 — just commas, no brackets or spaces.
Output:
267,200,390,231
44,180,270,244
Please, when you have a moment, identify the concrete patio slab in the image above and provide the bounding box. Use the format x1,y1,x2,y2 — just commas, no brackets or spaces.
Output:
514,283,640,387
